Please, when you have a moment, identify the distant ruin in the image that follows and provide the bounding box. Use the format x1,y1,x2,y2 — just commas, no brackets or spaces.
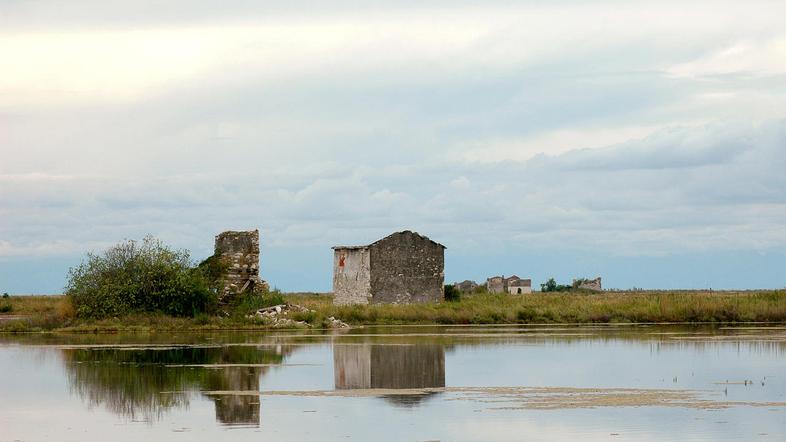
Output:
454,280,479,293
487,275,532,294
574,277,602,291
332,231,445,305
507,278,532,294
213,230,268,303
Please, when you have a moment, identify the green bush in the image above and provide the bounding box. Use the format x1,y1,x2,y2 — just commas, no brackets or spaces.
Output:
2,292,9,299
444,284,461,302
0,303,12,313
540,277,572,292
66,236,217,318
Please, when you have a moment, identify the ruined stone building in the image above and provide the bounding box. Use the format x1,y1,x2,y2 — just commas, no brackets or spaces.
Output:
487,276,505,293
332,231,446,305
574,277,602,291
454,280,479,293
507,278,532,294
212,230,267,303
487,275,531,294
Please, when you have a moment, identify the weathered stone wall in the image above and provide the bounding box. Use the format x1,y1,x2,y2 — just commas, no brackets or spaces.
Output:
214,230,265,303
487,276,505,293
368,231,445,304
507,282,532,295
574,277,602,291
332,248,371,305
455,280,479,293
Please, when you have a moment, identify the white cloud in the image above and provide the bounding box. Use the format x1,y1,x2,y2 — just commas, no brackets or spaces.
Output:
668,39,786,79
1,1,786,290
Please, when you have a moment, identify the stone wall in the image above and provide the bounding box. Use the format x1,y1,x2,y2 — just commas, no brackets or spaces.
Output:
574,277,602,291
487,276,505,293
214,230,266,303
368,231,445,304
332,247,372,305
507,279,532,295
455,280,479,293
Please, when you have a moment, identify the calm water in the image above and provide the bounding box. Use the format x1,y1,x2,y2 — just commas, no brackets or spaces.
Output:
1,325,786,441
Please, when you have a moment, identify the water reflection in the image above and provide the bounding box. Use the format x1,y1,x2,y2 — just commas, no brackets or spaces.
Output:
334,344,445,406
62,345,296,426
3,326,786,441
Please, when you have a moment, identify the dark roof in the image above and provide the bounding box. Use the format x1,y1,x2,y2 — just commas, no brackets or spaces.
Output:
332,230,446,250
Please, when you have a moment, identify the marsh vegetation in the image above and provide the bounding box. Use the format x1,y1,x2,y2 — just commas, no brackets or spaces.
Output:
3,290,786,332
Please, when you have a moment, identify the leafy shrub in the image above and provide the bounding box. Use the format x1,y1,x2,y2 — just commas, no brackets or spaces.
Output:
0,303,12,313
2,292,9,298
66,236,217,318
444,284,461,302
540,278,572,292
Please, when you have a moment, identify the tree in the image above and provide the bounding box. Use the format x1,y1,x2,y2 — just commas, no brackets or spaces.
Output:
540,278,571,292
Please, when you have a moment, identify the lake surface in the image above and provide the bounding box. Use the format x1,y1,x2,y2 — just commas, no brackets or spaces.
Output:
1,325,786,441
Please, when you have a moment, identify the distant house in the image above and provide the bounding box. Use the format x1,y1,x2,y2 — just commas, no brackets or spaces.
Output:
455,280,479,293
487,275,531,294
332,231,446,305
487,276,505,293
507,278,532,294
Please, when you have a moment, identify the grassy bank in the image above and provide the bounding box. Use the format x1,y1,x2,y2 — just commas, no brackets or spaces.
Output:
291,290,786,325
2,290,786,332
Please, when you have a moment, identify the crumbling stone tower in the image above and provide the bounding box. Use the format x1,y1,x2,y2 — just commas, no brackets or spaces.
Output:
214,229,267,303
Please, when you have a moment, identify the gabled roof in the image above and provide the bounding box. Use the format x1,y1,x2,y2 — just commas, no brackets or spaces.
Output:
332,230,446,250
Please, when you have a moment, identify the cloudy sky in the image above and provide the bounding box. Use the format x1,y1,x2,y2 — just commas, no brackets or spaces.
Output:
2,0,786,293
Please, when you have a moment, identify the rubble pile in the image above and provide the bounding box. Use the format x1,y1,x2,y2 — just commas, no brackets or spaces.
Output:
248,303,350,329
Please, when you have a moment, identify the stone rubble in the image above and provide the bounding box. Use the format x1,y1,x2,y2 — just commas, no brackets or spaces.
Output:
248,303,350,329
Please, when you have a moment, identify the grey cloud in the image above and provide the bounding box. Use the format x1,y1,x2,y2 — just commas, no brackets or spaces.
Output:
3,1,786,292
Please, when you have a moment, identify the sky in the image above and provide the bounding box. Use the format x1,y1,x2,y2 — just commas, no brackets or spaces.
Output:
2,0,786,293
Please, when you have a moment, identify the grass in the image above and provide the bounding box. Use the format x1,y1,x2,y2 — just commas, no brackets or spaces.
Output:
2,290,786,332
288,290,786,325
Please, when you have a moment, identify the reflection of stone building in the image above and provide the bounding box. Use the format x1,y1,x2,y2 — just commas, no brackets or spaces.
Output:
208,367,260,426
334,344,445,390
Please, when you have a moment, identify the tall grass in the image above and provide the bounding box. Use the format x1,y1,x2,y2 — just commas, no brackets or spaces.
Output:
288,290,786,325
3,290,786,332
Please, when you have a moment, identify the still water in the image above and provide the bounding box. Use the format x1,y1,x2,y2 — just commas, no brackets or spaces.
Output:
1,325,785,441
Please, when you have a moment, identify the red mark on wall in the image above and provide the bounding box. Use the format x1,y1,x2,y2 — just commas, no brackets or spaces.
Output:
339,255,346,267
